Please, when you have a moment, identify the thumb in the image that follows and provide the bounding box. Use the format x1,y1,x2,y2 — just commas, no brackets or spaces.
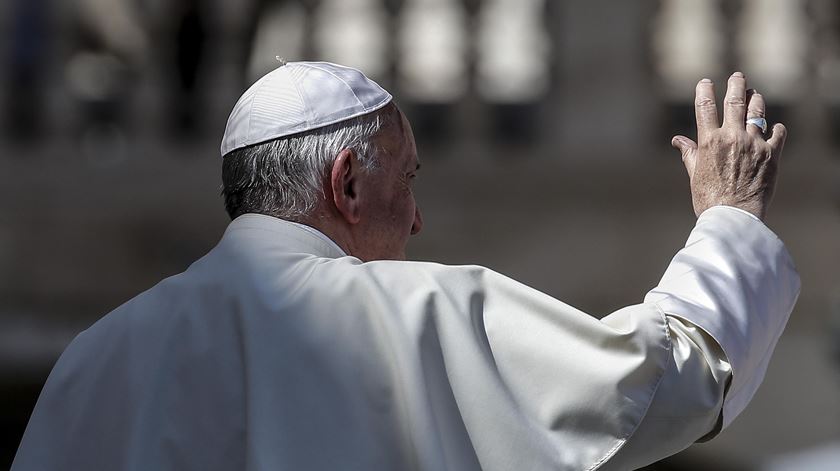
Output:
671,135,698,178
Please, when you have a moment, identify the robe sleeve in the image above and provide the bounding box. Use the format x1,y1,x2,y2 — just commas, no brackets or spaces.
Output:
597,317,731,469
600,205,800,469
645,205,800,428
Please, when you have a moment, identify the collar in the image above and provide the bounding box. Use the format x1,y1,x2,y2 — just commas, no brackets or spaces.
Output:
223,214,348,259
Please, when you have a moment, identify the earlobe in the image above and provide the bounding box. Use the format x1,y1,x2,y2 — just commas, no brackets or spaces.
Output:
330,149,361,224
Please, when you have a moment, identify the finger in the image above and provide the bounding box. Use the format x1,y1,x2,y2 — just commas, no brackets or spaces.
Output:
695,78,719,139
723,71,747,129
767,123,787,155
672,135,698,178
745,90,766,137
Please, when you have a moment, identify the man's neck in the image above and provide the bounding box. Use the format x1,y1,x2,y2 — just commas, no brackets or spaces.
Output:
298,214,354,258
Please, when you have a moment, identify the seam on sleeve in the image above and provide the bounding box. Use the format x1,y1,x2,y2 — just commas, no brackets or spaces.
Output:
652,299,731,370
587,304,674,470
652,298,743,422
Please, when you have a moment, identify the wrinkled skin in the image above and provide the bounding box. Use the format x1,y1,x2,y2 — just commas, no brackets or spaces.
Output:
312,104,423,262
671,72,788,221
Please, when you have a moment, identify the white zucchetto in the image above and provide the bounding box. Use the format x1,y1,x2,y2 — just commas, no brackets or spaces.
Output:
220,61,393,156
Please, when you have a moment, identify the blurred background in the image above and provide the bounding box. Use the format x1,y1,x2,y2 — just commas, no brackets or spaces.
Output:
1,0,839,469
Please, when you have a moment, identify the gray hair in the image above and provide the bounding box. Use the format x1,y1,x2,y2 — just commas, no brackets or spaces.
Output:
221,106,393,220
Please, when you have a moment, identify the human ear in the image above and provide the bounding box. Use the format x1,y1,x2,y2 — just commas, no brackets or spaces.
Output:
330,149,361,224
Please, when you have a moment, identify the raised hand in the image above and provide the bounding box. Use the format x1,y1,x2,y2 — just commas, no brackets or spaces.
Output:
671,72,787,220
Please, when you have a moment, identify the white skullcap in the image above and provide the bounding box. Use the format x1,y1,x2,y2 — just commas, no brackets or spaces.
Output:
221,60,393,156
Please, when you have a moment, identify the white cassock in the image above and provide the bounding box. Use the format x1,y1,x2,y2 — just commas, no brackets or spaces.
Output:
12,206,799,470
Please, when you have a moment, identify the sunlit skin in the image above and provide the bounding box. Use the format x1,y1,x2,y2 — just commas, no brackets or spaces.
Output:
304,103,423,261
671,72,787,221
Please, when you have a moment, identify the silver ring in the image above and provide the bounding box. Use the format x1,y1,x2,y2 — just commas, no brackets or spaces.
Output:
746,117,768,134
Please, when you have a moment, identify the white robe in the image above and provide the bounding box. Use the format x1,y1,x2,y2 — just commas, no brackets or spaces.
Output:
12,206,799,470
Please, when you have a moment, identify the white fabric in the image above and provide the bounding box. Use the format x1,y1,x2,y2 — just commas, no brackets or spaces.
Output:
220,61,393,156
646,206,800,427
12,206,799,470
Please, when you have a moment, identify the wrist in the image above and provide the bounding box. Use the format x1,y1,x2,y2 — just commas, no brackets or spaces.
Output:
695,198,765,221
700,205,764,224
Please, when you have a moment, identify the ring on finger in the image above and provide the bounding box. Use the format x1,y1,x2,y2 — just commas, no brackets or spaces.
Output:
746,116,768,134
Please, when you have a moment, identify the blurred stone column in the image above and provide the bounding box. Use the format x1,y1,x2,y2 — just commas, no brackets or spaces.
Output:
651,0,726,144
248,0,307,83
736,0,810,104
651,0,725,99
397,0,468,102
475,0,551,143
736,0,811,137
397,0,469,140
313,0,389,80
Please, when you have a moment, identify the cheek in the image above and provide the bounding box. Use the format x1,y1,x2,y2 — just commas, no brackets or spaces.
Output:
388,180,414,217
398,191,417,225
386,196,408,223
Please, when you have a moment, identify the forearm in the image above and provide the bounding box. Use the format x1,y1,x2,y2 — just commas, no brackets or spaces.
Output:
600,206,798,469
645,205,799,427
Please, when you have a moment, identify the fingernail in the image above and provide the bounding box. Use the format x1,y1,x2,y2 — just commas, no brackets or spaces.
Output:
732,71,744,78
700,78,712,84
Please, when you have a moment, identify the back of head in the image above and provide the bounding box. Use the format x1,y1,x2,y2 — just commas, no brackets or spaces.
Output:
220,61,394,221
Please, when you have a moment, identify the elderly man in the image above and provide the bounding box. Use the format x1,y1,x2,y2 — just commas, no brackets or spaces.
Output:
13,62,798,470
